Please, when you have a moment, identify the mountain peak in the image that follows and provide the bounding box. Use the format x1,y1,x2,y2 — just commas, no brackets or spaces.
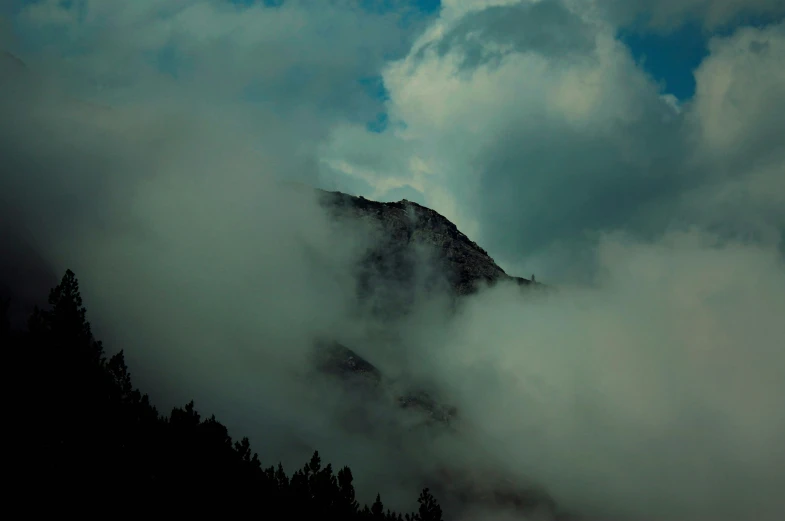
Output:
319,189,533,298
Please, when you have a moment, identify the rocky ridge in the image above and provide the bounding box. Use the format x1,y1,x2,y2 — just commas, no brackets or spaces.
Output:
319,190,533,297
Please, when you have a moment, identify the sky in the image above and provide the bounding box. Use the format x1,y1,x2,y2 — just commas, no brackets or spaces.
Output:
2,1,785,520
2,0,783,282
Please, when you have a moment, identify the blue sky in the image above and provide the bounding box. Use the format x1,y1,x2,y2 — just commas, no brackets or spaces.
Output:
618,21,709,100
618,11,785,100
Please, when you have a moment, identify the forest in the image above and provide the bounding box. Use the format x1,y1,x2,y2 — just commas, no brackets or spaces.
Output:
3,269,444,519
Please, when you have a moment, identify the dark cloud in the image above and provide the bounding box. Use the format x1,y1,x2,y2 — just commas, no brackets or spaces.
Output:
472,104,690,267
597,0,785,31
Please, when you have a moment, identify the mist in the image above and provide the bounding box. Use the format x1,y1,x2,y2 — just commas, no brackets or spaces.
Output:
3,4,785,520
0,54,426,501
425,232,785,520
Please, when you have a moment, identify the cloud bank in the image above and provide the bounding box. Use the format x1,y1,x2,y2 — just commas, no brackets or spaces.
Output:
428,232,785,520
323,0,785,281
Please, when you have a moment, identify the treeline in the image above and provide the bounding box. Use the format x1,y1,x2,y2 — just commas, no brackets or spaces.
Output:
3,269,443,519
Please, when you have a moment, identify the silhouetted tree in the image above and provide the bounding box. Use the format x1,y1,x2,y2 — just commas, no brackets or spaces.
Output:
372,493,386,519
416,488,444,521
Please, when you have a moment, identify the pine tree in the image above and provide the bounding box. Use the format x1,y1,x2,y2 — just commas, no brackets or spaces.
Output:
10,269,447,519
371,493,385,519
417,488,444,521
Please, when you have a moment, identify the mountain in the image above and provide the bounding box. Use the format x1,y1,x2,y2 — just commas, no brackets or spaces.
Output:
320,190,534,298
312,190,565,518
314,188,540,391
314,188,539,426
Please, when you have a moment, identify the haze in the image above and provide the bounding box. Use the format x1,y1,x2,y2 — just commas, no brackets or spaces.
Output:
2,1,784,519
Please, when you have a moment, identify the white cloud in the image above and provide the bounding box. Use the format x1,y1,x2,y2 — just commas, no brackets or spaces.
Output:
690,22,785,158
675,21,785,240
427,231,785,519
323,0,688,278
322,1,785,280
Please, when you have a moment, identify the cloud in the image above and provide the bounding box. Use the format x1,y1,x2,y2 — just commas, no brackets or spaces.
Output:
1,0,446,509
689,22,785,161
424,231,785,520
322,0,785,281
13,1,429,139
323,0,682,278
0,54,453,512
597,0,785,31
676,21,785,244
312,11,785,516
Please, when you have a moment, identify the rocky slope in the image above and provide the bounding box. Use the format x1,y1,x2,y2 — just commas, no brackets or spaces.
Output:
320,190,533,297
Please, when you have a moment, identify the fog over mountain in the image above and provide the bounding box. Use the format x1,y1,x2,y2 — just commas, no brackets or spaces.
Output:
2,2,785,520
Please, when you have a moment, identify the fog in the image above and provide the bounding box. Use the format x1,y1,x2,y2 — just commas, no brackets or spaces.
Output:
3,33,785,521
431,233,785,519
0,57,455,508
